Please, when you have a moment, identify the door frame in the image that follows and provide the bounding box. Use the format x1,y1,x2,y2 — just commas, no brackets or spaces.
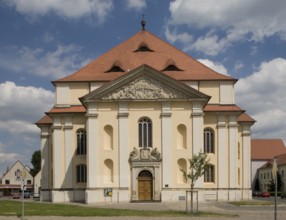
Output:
138,170,153,200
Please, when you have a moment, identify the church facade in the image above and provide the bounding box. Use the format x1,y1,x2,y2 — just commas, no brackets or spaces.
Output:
36,28,255,203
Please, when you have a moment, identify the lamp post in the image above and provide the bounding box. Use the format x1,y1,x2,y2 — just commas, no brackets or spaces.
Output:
272,157,277,220
16,169,26,220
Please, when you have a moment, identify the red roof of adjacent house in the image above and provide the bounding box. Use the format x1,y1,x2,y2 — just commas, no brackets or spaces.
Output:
251,139,286,160
259,153,286,169
35,115,52,126
238,113,256,123
53,30,236,83
47,105,86,114
204,104,243,112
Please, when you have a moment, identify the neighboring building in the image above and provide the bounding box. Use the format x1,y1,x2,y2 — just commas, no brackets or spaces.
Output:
0,161,33,196
33,170,41,195
36,26,255,204
251,139,286,190
258,153,286,192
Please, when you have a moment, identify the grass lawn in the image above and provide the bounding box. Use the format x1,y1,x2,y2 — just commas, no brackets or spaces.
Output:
229,200,273,206
0,200,237,217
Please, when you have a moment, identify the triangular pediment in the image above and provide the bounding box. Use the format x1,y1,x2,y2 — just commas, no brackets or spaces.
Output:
81,65,210,104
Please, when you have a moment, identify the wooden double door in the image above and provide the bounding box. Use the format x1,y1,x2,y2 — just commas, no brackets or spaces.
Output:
138,170,153,200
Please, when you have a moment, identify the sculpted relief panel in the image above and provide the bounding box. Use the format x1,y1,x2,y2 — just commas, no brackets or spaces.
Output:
102,76,187,100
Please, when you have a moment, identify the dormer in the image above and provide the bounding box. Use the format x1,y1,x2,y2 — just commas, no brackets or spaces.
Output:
134,42,154,52
105,60,125,73
161,59,183,71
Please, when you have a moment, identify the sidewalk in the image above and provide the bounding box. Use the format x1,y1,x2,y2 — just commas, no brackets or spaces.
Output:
0,200,286,220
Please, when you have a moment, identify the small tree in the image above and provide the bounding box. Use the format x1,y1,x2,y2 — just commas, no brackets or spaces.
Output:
181,151,210,214
254,178,260,191
30,150,41,177
267,172,283,192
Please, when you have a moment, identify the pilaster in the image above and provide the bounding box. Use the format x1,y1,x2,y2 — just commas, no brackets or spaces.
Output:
242,125,251,191
161,102,172,188
228,115,238,189
86,103,98,188
191,101,204,187
118,102,129,188
217,115,228,189
52,116,63,189
40,126,50,189
64,115,73,188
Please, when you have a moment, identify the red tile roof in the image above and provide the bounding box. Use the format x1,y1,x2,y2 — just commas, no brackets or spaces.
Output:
251,139,286,160
35,115,52,126
259,153,286,169
47,105,86,114
238,113,256,123
53,31,236,83
204,104,243,112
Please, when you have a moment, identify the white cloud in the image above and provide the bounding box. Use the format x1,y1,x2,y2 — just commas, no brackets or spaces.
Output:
0,153,21,164
41,32,55,43
234,61,244,71
198,59,228,75
164,26,193,45
236,58,286,142
5,0,113,23
167,0,286,55
125,0,147,11
0,120,38,134
0,82,53,174
0,45,91,79
0,81,54,122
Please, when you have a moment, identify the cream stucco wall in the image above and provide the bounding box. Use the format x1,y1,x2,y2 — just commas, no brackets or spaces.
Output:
199,81,220,104
40,73,252,203
70,83,89,105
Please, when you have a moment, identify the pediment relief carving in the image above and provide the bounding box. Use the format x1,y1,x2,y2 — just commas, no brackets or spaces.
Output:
102,76,187,100
129,147,161,162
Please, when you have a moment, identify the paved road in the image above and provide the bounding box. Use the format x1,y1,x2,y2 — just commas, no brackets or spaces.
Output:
0,198,286,220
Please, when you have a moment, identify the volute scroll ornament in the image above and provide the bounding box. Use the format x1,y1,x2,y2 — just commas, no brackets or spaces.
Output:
129,146,161,162
103,77,187,100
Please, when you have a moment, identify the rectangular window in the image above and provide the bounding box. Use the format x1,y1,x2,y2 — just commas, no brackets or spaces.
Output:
77,129,87,155
204,165,214,183
76,165,87,183
5,180,10,185
27,180,32,185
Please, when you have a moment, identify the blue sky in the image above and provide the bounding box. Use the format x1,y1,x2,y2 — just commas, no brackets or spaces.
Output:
0,0,286,174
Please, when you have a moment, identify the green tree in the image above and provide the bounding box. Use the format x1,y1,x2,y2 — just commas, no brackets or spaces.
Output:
30,150,41,177
267,172,283,192
254,178,260,191
181,151,210,214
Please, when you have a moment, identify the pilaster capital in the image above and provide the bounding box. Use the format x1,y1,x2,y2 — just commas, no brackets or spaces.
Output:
161,112,172,117
85,113,98,118
118,112,129,118
63,125,73,130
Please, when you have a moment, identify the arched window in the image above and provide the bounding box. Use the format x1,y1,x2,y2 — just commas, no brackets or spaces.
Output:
177,124,187,149
138,117,152,148
204,165,215,183
104,159,114,183
104,125,113,150
138,170,153,178
76,164,87,183
177,159,187,183
77,129,86,155
204,128,214,153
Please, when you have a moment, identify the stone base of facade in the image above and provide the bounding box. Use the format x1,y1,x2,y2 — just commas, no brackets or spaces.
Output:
85,188,130,203
161,188,252,202
40,188,252,203
41,189,85,203
40,190,51,202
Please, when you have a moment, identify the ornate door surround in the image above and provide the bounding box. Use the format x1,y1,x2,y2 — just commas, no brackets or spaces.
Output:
129,147,161,201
